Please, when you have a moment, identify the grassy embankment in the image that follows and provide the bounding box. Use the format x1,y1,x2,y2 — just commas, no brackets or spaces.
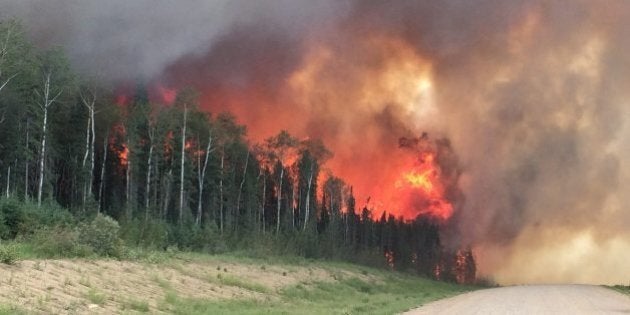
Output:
0,246,477,314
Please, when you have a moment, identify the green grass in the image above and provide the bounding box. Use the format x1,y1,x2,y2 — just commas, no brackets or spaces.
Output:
608,285,630,295
122,298,150,312
212,274,270,294
85,288,107,305
164,271,474,315
0,304,27,315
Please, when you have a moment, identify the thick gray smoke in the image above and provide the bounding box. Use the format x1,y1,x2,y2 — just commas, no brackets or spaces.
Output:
0,0,346,81
3,0,629,284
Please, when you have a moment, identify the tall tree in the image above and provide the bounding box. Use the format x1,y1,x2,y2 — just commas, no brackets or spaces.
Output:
190,111,214,226
265,130,298,234
172,88,199,224
213,112,246,234
298,139,332,231
35,49,73,207
79,82,99,208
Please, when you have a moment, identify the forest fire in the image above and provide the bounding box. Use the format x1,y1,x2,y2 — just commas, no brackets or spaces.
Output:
396,151,454,221
160,32,445,222
0,0,628,295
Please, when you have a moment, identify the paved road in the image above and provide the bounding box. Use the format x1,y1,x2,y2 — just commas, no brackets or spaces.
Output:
405,285,630,315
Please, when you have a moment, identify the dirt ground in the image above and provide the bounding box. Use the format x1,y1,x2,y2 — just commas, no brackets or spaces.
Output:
405,284,630,315
0,258,369,314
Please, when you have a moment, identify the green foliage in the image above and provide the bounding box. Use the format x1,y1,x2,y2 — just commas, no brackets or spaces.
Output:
0,211,7,239
0,304,26,315
0,198,25,238
212,274,269,293
608,285,630,295
78,214,123,257
85,288,106,305
167,222,226,253
0,243,19,264
0,198,74,239
161,262,475,315
31,226,92,258
120,218,168,249
123,298,150,312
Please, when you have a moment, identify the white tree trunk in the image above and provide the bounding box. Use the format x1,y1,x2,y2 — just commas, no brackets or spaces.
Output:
35,72,62,207
196,131,213,226
89,104,95,195
80,92,97,208
24,120,29,200
98,133,108,213
261,173,266,233
37,101,48,207
5,166,10,197
0,73,16,94
162,169,172,219
178,104,187,223
235,150,249,231
0,24,18,94
303,163,314,231
144,141,153,221
219,151,225,234
81,116,91,207
276,166,284,234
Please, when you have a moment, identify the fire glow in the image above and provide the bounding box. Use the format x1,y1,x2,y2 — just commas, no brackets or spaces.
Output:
396,152,454,221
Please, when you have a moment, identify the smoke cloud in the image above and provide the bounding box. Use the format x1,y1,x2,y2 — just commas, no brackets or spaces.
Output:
3,0,629,284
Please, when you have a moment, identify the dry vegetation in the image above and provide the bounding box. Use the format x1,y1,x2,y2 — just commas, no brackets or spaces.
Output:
0,253,472,314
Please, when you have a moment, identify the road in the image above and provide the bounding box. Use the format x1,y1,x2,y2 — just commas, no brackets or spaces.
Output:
404,285,630,315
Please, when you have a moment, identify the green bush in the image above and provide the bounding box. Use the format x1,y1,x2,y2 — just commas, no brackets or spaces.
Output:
167,223,226,253
0,199,25,239
120,218,168,249
0,198,73,239
78,214,123,257
0,243,20,264
0,211,8,239
31,226,92,258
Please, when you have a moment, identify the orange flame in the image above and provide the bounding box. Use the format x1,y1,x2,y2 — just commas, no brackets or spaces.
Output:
395,152,454,221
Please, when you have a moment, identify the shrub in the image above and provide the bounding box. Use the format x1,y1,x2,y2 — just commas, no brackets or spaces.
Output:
120,218,168,249
78,214,123,257
0,243,20,264
0,211,8,239
31,226,92,258
0,198,74,239
0,198,25,239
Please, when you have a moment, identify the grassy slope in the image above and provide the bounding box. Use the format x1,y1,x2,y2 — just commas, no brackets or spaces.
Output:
167,261,475,315
0,247,476,314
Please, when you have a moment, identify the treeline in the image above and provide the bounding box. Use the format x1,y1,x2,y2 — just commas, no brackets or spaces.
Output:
0,19,475,283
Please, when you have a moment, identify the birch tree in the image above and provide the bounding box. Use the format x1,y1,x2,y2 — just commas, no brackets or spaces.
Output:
0,19,21,95
265,130,298,234
144,123,155,220
195,128,214,226
80,85,98,207
172,88,199,224
213,112,246,233
299,139,332,231
35,50,73,207
178,104,187,223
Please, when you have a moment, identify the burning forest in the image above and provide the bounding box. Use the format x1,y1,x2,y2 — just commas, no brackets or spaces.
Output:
1,0,629,287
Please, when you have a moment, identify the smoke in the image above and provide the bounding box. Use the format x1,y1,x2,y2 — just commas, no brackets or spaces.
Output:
3,0,630,284
0,0,346,81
